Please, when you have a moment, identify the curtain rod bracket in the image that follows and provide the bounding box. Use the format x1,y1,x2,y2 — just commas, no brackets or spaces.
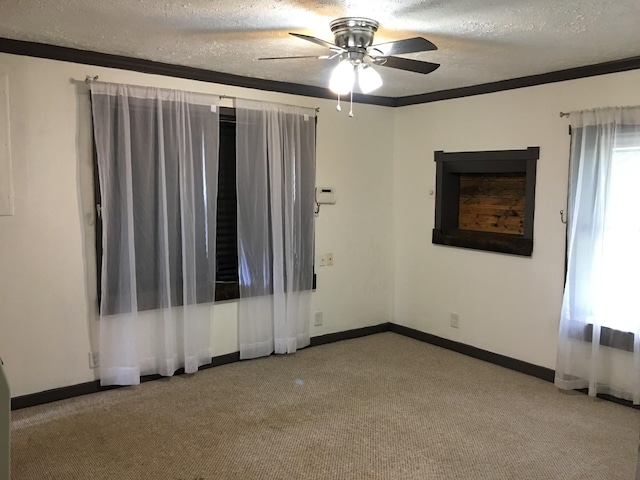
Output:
85,75,99,84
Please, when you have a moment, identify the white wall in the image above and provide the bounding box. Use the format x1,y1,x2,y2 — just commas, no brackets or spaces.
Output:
3,49,639,398
393,70,640,369
0,53,396,397
0,73,13,216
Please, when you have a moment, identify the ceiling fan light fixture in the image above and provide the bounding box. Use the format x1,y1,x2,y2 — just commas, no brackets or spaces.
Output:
260,16,440,116
329,59,355,95
358,64,383,94
260,17,440,116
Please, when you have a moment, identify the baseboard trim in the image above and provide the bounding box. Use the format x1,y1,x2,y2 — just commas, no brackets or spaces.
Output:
575,389,640,410
12,322,554,410
11,351,240,410
11,380,102,410
11,325,390,410
389,324,555,383
309,323,392,347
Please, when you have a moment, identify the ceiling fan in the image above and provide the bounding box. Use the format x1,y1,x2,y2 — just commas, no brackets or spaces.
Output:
260,17,440,116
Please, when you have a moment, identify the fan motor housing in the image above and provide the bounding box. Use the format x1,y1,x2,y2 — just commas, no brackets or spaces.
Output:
330,17,379,50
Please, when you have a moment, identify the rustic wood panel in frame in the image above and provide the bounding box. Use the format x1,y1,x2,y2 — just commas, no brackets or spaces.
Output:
458,173,526,234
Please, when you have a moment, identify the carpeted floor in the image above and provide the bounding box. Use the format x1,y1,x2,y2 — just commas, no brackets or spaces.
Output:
10,332,640,479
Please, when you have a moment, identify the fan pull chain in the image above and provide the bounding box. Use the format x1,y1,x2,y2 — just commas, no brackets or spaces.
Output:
349,89,354,117
336,94,341,112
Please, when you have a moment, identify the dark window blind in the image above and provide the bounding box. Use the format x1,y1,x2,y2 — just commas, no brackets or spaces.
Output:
215,111,239,300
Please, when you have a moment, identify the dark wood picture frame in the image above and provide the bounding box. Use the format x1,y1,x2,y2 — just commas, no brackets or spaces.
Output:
432,146,539,256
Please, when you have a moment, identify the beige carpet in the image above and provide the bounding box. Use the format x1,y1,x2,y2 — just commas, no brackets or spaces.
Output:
10,332,640,479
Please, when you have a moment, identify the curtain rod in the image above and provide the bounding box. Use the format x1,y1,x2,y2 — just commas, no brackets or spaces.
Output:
559,111,569,117
84,76,320,112
220,95,320,113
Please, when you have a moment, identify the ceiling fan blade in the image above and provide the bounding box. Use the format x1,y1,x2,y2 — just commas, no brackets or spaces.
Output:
369,37,437,56
379,56,440,75
289,33,343,52
259,55,334,60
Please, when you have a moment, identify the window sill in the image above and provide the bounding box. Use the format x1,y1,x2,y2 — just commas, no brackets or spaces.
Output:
584,323,634,352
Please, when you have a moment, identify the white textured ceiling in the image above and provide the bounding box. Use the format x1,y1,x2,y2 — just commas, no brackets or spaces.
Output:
1,0,639,98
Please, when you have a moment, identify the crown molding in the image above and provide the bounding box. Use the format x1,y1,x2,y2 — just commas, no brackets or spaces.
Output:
395,55,640,106
2,37,640,108
0,37,396,107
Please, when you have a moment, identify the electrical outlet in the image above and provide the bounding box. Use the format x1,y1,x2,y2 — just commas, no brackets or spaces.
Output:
319,254,327,267
450,312,460,329
314,311,323,326
326,253,334,266
89,351,100,369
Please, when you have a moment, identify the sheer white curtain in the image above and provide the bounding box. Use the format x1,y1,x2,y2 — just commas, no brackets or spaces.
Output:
91,82,219,386
235,99,316,359
555,106,640,403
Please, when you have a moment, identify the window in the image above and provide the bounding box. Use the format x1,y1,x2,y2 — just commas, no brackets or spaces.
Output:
94,106,240,309
91,85,318,384
555,108,640,402
593,136,640,333
93,93,219,315
94,104,315,311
